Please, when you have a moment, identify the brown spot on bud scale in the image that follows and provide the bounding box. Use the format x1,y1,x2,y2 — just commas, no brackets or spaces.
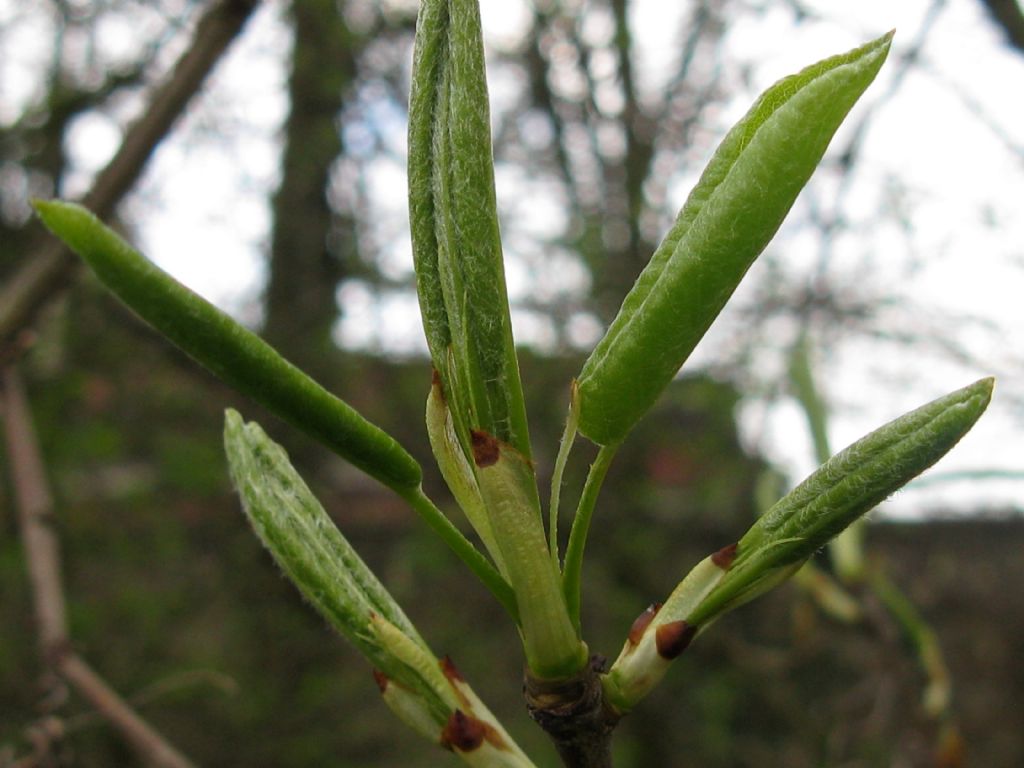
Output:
471,430,500,467
439,655,472,709
440,655,465,683
655,620,697,660
712,542,738,570
441,710,486,752
627,603,662,646
372,669,388,693
431,368,448,403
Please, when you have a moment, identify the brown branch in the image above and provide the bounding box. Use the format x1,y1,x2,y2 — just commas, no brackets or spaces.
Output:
0,0,261,347
57,655,196,768
2,366,197,768
2,367,67,658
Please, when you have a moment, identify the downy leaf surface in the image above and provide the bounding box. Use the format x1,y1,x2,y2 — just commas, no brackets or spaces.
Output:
408,0,532,460
605,377,992,711
689,376,993,625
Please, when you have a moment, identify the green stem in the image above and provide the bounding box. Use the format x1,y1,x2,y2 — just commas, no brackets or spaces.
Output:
549,392,580,564
562,444,618,631
400,486,519,623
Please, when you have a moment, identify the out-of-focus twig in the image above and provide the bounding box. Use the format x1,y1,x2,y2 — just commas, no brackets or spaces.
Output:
58,655,197,768
0,0,261,347
2,366,197,768
2,367,67,660
978,0,1024,53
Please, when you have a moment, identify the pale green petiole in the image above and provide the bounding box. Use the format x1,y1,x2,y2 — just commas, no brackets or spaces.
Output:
474,438,587,679
602,555,726,712
562,443,618,633
548,383,580,564
425,374,510,581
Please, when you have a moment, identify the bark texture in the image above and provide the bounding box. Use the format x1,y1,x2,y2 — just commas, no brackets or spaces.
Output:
525,656,621,768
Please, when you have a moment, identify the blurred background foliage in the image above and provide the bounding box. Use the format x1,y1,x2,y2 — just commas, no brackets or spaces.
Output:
1,0,1022,766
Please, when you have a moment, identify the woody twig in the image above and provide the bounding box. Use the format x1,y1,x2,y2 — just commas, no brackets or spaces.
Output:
2,366,197,768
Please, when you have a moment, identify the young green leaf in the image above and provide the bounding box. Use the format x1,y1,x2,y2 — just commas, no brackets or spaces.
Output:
690,377,992,625
226,410,538,765
408,0,532,461
408,0,584,681
223,411,439,706
34,199,421,492
575,32,893,446
604,377,993,711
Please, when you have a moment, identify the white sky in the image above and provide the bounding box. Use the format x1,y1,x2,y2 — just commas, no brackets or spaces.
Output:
4,0,1023,518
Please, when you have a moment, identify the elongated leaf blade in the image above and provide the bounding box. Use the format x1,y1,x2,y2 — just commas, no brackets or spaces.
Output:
223,411,427,674
605,378,992,711
689,376,993,625
227,412,537,764
34,200,421,491
408,0,532,460
576,32,893,446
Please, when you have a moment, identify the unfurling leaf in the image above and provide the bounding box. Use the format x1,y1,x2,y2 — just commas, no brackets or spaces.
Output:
471,433,587,679
604,377,992,711
408,0,531,460
690,377,993,624
225,411,536,765
575,32,893,447
223,410,438,704
409,0,585,680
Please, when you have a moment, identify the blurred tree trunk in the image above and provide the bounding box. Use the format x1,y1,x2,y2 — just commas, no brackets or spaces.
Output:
263,0,358,377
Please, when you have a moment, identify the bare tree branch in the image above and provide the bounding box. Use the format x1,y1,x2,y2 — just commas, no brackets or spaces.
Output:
0,0,261,347
2,366,197,768
58,655,196,768
2,367,67,659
